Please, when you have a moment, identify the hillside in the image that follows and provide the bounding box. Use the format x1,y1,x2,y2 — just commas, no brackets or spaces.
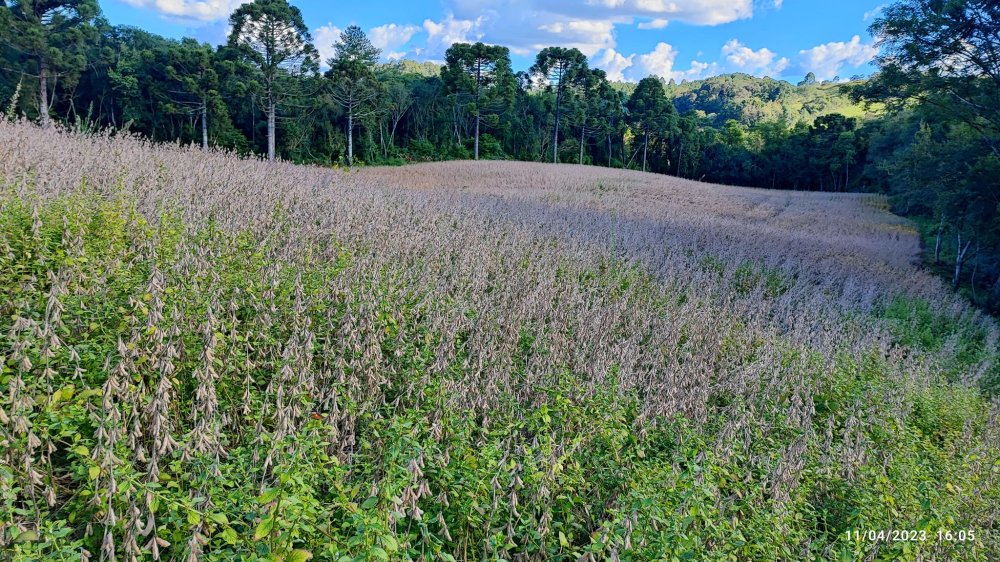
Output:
609,73,874,127
667,73,874,126
1,120,998,561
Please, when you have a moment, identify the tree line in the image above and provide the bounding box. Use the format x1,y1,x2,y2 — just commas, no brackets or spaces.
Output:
1,0,997,310
0,0,869,176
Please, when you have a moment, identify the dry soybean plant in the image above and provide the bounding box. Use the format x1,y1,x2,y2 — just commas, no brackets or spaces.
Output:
0,118,998,561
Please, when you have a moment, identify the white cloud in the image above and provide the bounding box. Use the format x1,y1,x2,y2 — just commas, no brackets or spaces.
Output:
797,35,878,80
559,0,754,25
594,48,634,81
536,19,616,55
313,23,342,65
721,39,789,76
863,4,886,21
423,0,754,61
119,0,248,22
121,0,763,70
369,23,421,54
420,15,484,59
593,43,718,82
629,42,679,79
637,18,668,30
674,60,719,81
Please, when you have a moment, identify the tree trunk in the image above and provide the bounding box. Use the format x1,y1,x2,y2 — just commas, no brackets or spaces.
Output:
389,118,400,151
676,140,683,177
579,127,585,165
475,60,481,161
380,122,386,159
934,226,943,264
642,132,648,173
607,135,612,168
201,101,209,151
39,60,50,129
953,233,972,288
474,111,480,161
971,242,980,302
553,85,562,164
348,108,354,168
267,99,276,162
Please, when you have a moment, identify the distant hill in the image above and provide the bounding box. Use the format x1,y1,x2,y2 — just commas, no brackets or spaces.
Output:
614,73,877,127
392,59,444,78
385,64,873,127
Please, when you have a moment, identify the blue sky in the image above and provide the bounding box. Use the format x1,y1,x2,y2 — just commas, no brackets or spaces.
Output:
103,0,888,83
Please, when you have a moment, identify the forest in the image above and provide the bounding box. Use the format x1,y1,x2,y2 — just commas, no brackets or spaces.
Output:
0,0,998,309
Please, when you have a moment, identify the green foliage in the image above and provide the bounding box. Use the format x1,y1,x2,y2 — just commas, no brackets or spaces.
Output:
627,77,678,172
326,25,381,167
851,0,1000,311
227,0,319,160
531,46,589,163
879,296,995,387
0,0,101,124
670,73,869,127
442,42,515,160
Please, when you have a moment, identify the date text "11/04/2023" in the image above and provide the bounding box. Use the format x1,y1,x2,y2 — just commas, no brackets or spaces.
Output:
845,530,977,543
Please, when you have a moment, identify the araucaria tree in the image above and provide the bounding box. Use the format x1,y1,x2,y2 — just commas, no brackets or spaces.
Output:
0,0,100,128
627,76,675,173
570,68,614,165
327,25,380,168
228,0,318,161
443,42,514,160
531,47,588,163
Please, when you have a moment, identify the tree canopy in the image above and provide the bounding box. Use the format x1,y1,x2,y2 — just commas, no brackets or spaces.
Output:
443,42,514,160
0,0,101,127
327,25,380,167
228,0,318,160
531,46,588,163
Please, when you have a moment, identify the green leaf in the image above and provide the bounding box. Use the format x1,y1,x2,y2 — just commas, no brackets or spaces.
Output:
77,389,101,402
52,386,75,402
72,445,90,457
209,513,229,526
88,465,100,481
286,549,313,562
221,527,238,545
258,488,280,504
370,546,389,561
253,516,274,541
380,534,398,553
187,510,202,526
13,530,38,543
558,531,569,547
360,496,379,509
